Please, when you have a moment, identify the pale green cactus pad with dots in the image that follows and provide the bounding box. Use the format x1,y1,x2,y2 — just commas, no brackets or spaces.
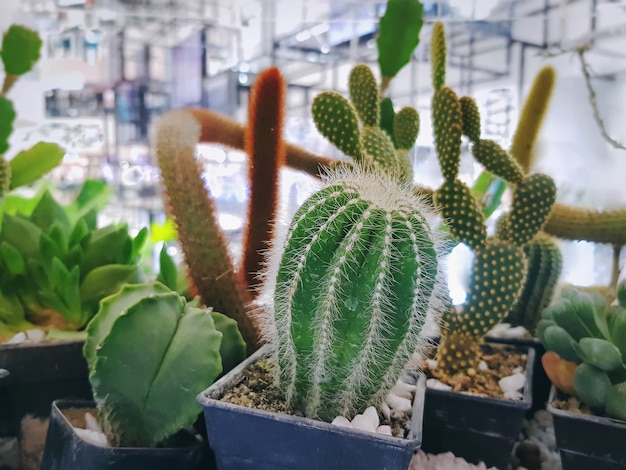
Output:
311,91,361,159
432,86,463,182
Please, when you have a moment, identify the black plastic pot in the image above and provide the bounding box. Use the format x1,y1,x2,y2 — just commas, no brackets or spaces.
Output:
40,399,205,470
197,345,425,470
0,340,92,436
548,388,626,470
486,335,550,414
421,344,534,469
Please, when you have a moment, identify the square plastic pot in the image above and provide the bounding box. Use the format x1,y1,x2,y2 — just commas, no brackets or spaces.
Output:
421,344,534,469
0,340,92,436
197,345,425,470
40,399,205,470
548,387,626,470
486,336,551,415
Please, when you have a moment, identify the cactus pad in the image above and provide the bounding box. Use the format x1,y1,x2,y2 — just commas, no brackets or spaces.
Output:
361,126,400,174
436,332,481,373
457,240,527,338
430,21,447,91
266,167,446,420
508,173,557,246
543,204,626,246
380,97,396,145
432,87,463,181
349,64,380,127
472,139,523,184
459,96,481,143
434,179,486,250
506,234,562,333
393,106,420,151
312,91,361,159
0,157,10,197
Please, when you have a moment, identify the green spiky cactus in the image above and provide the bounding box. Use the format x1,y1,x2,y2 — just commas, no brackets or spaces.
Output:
429,21,557,373
432,86,462,181
472,139,524,184
312,64,416,181
430,21,447,91
459,96,481,143
85,283,231,447
538,288,626,420
0,157,10,197
263,167,446,420
505,234,562,333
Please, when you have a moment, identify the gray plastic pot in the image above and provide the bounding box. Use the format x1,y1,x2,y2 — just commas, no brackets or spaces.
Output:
40,399,205,470
421,343,534,469
197,345,425,470
0,340,92,436
548,387,626,470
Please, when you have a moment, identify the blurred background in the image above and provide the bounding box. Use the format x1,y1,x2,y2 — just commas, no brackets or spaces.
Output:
2,0,625,299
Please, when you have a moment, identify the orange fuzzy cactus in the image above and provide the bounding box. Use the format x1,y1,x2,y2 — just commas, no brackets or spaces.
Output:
240,67,287,293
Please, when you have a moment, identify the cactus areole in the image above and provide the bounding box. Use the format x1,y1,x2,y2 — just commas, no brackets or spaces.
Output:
263,168,446,421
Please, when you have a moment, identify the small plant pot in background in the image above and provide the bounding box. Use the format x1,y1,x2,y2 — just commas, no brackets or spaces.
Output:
486,336,551,415
40,399,205,470
197,346,426,470
0,341,92,437
421,346,534,469
547,387,626,470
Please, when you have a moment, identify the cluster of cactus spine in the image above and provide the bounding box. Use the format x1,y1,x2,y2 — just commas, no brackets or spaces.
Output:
262,167,447,421
429,21,557,372
537,287,626,421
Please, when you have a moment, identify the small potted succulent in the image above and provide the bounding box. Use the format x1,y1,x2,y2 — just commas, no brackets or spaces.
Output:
0,180,146,435
40,281,246,469
538,280,626,469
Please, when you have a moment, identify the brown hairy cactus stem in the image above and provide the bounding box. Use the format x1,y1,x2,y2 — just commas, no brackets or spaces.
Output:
155,111,260,353
240,67,287,294
185,108,335,178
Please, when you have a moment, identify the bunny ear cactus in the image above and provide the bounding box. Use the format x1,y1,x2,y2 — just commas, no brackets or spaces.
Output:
538,289,626,421
84,283,245,447
429,21,557,373
261,166,447,421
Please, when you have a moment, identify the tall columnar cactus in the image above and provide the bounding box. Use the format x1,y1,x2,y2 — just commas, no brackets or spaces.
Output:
240,67,286,293
505,233,562,333
510,66,556,174
429,21,557,372
538,288,626,421
262,167,447,421
155,111,259,352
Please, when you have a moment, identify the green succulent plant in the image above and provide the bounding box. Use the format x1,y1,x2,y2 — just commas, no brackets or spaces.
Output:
538,288,626,421
84,282,245,447
0,181,146,338
0,25,64,200
262,166,447,421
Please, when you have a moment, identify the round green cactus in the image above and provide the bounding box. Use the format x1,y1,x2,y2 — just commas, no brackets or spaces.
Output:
263,167,447,420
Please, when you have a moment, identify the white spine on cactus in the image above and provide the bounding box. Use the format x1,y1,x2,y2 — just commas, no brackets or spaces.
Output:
259,165,449,419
